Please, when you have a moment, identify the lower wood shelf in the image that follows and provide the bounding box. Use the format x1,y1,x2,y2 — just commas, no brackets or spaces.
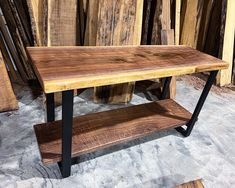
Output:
34,99,191,165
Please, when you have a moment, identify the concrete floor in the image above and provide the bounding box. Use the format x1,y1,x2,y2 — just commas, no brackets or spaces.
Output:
0,75,235,188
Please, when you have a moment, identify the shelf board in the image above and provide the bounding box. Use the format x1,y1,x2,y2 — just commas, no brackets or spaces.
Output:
34,99,191,165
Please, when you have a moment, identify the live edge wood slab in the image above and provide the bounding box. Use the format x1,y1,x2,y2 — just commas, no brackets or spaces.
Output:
27,45,228,94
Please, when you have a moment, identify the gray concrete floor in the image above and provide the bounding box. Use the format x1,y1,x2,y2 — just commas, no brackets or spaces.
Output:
0,75,235,188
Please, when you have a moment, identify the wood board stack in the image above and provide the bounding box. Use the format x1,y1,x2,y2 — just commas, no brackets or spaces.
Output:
0,49,18,112
0,0,34,82
0,0,33,112
179,0,235,86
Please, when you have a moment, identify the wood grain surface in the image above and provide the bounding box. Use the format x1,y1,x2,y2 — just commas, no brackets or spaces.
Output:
180,0,204,48
175,179,204,188
0,50,18,112
34,99,191,164
26,0,46,46
217,0,235,86
47,0,77,46
27,45,228,93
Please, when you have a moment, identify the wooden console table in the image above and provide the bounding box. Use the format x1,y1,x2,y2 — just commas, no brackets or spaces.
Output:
27,45,228,178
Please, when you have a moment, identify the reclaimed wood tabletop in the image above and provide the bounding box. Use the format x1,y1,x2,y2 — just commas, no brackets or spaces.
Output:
27,45,228,93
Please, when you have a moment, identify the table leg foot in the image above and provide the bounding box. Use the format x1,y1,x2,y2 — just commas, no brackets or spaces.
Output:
176,71,218,137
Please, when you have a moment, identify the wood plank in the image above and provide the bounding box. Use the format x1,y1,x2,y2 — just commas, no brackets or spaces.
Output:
0,0,35,80
141,0,152,45
180,0,204,48
0,49,18,112
217,0,235,86
197,0,214,51
26,0,47,46
151,0,162,45
162,0,171,30
218,0,227,59
77,0,86,45
34,99,192,164
47,0,77,46
0,12,28,81
202,0,223,58
27,45,229,93
7,0,32,47
175,179,204,188
84,0,143,103
13,0,34,46
175,0,181,45
0,31,18,81
83,0,99,46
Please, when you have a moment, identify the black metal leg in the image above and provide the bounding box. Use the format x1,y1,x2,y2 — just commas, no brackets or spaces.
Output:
161,77,172,100
176,71,218,137
60,90,73,178
46,93,55,122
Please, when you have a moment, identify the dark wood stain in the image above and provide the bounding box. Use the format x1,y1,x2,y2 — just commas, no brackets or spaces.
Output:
175,179,205,188
27,45,228,93
34,99,192,164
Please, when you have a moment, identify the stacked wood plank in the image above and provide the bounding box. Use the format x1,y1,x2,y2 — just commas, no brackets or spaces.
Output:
0,49,18,112
0,0,34,82
217,0,235,86
26,0,46,46
179,0,235,86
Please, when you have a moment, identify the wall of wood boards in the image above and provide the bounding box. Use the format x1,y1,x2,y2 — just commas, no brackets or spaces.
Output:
0,0,35,82
217,0,235,86
179,0,235,86
180,0,224,54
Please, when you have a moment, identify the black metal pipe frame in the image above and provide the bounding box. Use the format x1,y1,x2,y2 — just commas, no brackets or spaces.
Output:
46,93,55,122
175,70,218,137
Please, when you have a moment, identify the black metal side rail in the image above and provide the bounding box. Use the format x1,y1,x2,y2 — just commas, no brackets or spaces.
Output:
46,70,218,178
